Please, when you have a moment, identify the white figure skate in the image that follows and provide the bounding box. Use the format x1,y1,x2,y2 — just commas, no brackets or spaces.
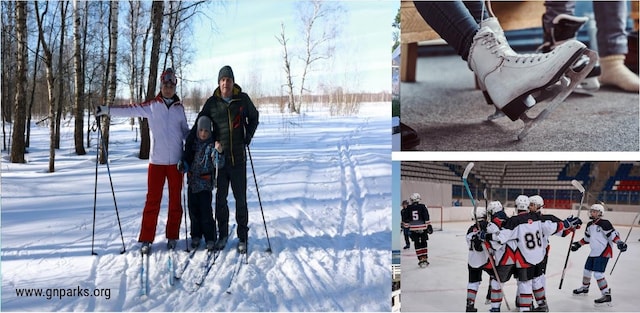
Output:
538,13,601,94
469,18,598,140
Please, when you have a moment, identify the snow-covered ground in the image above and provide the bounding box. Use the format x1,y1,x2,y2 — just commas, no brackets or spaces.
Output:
401,220,640,312
1,103,392,311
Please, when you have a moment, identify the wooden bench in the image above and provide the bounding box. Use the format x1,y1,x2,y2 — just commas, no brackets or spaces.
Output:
400,1,546,82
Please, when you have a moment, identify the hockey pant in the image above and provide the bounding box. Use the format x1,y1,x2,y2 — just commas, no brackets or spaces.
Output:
410,231,428,261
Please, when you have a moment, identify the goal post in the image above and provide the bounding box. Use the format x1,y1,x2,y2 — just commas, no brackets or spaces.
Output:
427,205,443,231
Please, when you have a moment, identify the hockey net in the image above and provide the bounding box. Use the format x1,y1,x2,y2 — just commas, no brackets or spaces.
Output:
427,205,443,231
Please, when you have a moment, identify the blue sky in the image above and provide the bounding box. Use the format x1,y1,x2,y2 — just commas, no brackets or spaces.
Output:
184,0,398,96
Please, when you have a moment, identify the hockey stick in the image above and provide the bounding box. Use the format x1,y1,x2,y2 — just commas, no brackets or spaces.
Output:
463,163,510,311
559,179,585,289
609,211,640,275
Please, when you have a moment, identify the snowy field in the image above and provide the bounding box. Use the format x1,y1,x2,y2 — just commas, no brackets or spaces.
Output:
401,220,640,312
1,103,392,311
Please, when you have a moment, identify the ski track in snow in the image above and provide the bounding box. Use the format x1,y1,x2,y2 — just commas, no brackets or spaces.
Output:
1,104,392,312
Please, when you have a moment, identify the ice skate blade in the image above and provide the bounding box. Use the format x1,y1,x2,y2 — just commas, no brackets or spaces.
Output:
594,302,613,308
517,49,598,140
487,108,505,121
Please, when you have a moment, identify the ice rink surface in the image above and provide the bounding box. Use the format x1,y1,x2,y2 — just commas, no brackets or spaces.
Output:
401,220,640,312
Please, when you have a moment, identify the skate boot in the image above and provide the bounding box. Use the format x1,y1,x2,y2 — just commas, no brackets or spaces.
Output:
465,299,477,312
573,286,589,295
539,14,601,93
532,300,549,312
470,17,597,139
594,290,612,306
418,256,429,268
469,17,596,127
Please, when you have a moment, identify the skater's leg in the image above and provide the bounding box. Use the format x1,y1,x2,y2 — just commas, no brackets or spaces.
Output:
542,1,576,33
462,1,490,24
593,1,639,91
412,1,479,61
593,1,628,57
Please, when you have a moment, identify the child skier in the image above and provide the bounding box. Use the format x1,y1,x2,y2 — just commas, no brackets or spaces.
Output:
179,116,223,251
402,193,432,267
571,204,628,305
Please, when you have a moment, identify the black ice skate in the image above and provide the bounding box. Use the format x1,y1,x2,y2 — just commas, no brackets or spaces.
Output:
594,291,612,306
418,256,429,268
539,14,601,94
573,286,589,295
466,300,478,312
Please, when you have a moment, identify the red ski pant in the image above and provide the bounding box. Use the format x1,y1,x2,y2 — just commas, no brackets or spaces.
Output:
138,163,183,242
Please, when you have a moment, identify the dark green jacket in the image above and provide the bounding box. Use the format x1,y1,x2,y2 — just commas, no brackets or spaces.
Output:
186,83,259,166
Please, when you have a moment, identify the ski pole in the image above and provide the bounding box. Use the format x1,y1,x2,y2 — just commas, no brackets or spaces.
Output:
463,163,510,311
247,145,272,253
609,211,639,275
93,116,126,255
559,179,585,289
91,118,100,256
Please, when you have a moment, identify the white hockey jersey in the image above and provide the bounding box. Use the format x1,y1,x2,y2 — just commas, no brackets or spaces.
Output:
577,218,621,258
489,212,565,268
466,222,490,269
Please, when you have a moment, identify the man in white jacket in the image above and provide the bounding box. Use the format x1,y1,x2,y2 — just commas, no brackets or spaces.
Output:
96,68,190,254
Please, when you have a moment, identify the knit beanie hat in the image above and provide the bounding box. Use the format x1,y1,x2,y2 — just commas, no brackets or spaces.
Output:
218,65,234,82
160,68,177,85
197,116,212,133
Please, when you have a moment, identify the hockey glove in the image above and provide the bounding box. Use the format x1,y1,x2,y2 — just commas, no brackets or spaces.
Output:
563,215,582,229
477,230,486,241
96,105,109,117
571,242,582,252
617,240,627,252
426,224,433,234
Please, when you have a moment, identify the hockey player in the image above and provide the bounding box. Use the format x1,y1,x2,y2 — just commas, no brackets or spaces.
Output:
481,200,514,312
481,197,582,311
466,206,494,312
571,204,628,306
401,200,411,249
528,195,574,312
402,193,432,267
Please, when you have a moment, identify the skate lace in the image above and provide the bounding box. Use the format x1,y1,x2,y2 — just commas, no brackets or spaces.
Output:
481,32,554,64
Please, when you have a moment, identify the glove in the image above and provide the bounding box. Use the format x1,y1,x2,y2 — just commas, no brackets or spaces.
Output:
617,241,627,252
571,242,582,252
426,224,433,234
96,105,109,117
477,230,486,241
563,215,582,229
177,160,189,173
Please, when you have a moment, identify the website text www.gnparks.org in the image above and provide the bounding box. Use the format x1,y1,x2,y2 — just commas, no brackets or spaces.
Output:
15,286,111,300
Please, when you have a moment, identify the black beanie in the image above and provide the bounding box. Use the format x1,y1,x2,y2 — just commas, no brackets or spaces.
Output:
218,65,234,82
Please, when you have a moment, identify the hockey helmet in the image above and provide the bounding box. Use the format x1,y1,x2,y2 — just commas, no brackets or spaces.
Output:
590,204,605,218
529,195,544,210
410,193,421,203
515,195,530,212
487,201,503,215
